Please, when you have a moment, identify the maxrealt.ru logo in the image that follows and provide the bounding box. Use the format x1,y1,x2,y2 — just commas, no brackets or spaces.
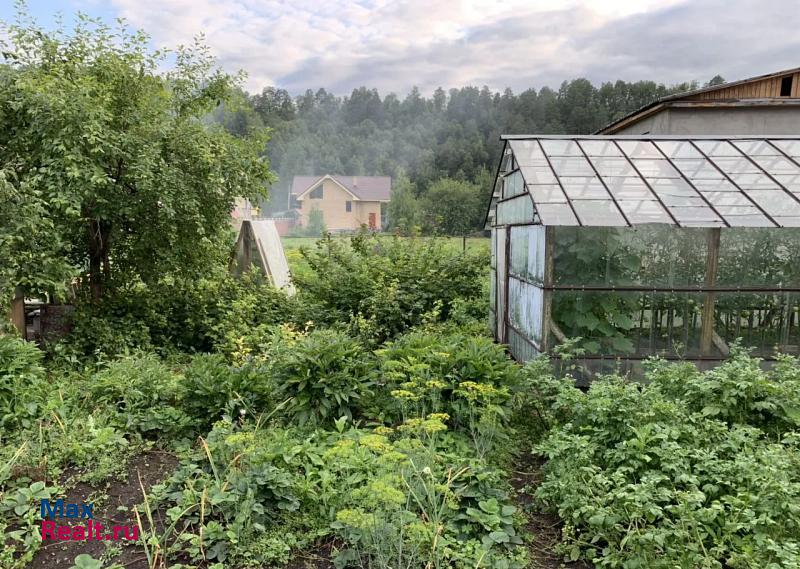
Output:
40,499,138,541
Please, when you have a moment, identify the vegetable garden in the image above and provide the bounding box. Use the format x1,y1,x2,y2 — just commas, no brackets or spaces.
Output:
2,234,800,569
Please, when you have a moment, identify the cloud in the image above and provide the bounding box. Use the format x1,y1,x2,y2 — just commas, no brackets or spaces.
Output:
106,0,800,95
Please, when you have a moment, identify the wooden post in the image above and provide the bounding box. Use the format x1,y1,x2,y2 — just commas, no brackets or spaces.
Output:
10,286,26,339
242,222,252,272
541,226,555,353
701,229,721,355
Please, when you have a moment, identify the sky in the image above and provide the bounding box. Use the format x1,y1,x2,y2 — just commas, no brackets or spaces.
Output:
2,0,799,96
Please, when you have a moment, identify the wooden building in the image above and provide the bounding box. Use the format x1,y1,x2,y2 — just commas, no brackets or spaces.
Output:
598,67,800,135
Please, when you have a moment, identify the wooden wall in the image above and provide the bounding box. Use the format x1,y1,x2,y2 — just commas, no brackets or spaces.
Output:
686,71,800,100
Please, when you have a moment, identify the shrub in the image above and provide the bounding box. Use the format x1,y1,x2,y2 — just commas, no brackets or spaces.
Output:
294,232,488,342
272,329,373,426
373,329,519,455
86,353,191,437
58,272,315,358
180,353,274,426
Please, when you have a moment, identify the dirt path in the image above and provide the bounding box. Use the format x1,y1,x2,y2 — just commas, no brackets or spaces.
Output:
30,451,177,569
510,451,593,569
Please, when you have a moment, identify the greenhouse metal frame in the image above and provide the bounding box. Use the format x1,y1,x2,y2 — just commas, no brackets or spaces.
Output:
485,135,800,375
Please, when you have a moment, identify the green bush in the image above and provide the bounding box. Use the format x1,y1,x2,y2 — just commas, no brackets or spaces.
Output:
272,329,373,426
58,272,315,358
86,353,192,437
533,352,800,568
180,353,274,426
294,232,488,342
0,335,47,430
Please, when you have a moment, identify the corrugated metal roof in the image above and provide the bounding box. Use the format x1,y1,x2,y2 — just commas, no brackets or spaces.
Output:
501,135,800,228
291,175,392,201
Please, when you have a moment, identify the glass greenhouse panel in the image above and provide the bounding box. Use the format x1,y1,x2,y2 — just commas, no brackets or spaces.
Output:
490,229,496,269
715,292,799,355
529,185,567,204
773,140,800,158
508,276,544,344
490,268,496,306
717,228,800,286
560,177,611,199
553,226,708,287
579,140,624,157
502,170,525,198
508,326,540,361
552,290,708,357
539,139,584,157
507,140,544,165
496,194,534,225
521,164,558,185
509,225,546,284
617,140,662,159
732,140,783,156
536,203,578,225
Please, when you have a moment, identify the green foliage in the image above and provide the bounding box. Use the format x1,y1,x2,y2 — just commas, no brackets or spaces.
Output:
147,418,526,569
87,353,191,437
422,177,486,236
386,171,422,233
373,328,519,456
0,172,75,303
180,353,274,427
59,272,314,358
0,10,274,301
272,329,373,426
0,335,46,430
532,352,800,568
303,207,327,237
295,232,488,342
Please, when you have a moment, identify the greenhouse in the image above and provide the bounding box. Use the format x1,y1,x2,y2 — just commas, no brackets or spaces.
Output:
485,135,800,374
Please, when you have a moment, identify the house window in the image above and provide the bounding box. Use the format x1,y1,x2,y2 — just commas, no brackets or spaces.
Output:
780,75,793,97
345,201,352,212
309,185,323,199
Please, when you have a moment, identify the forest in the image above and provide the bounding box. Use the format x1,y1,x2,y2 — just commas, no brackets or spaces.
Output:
214,76,724,232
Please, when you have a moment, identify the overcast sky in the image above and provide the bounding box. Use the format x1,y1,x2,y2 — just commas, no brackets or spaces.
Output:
3,0,799,96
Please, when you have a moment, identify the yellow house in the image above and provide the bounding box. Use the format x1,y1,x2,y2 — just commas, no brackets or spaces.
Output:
291,175,391,232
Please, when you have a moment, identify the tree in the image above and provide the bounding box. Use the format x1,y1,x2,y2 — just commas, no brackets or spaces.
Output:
421,178,485,235
386,172,421,233
706,75,726,87
0,11,274,302
305,207,327,237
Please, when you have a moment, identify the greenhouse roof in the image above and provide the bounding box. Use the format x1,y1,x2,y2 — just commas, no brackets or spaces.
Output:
497,135,800,228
